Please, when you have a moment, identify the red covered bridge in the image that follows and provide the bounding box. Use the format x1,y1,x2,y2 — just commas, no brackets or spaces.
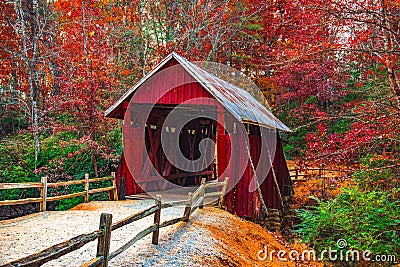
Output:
105,53,293,220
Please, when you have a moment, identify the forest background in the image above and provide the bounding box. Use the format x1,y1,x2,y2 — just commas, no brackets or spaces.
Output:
0,0,399,259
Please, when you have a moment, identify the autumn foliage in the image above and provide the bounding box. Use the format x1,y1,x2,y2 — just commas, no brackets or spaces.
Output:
0,0,399,259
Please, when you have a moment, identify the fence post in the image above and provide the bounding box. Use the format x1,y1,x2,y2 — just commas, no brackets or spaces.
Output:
321,166,326,199
199,178,206,209
119,177,126,200
183,192,193,222
84,173,89,203
111,172,118,201
40,176,47,212
213,162,217,179
96,213,112,267
152,195,162,245
218,177,229,209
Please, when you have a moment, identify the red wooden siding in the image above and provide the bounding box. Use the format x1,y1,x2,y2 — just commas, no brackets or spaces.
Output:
131,59,216,106
114,57,292,220
217,117,291,219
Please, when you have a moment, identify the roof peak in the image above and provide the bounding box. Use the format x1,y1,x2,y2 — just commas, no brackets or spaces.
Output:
104,53,291,132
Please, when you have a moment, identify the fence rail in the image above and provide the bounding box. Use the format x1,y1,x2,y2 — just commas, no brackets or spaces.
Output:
0,173,118,211
0,177,229,267
288,167,352,181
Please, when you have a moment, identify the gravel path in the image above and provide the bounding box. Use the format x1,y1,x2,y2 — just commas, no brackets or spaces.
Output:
0,199,221,267
0,199,322,267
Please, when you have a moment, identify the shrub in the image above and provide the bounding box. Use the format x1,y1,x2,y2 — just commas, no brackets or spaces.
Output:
0,130,122,212
295,187,400,258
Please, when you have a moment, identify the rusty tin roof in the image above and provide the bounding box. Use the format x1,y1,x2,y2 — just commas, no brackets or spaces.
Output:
105,52,291,132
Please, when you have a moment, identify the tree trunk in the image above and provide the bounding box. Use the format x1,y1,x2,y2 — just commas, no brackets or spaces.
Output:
14,0,41,163
388,66,400,106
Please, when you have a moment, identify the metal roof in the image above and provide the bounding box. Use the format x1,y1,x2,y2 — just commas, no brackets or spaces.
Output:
105,52,291,132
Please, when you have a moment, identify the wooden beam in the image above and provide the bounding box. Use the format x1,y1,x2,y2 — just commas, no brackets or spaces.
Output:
111,172,118,201
152,195,162,245
40,177,47,212
111,205,159,231
46,191,87,202
199,178,206,209
0,197,43,207
204,191,223,198
88,187,115,195
47,179,86,188
159,217,185,228
165,171,213,180
192,183,204,200
161,200,190,209
118,177,126,200
96,214,113,267
0,183,42,189
88,177,114,183
218,177,229,208
134,171,213,183
84,174,89,203
2,230,102,266
204,181,226,188
190,196,204,215
183,192,193,222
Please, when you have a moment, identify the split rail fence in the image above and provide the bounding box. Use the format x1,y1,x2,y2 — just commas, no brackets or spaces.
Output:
0,177,229,267
0,173,118,212
289,167,351,181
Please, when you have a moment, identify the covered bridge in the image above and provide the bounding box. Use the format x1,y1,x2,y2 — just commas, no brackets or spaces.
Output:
105,53,293,220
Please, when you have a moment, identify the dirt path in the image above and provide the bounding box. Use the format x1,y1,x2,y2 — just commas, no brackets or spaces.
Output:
0,200,321,267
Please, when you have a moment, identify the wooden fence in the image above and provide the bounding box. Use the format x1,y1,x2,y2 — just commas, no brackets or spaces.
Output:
289,167,351,182
0,173,118,212
0,177,229,267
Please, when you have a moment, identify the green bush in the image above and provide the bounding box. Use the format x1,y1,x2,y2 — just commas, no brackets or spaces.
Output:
295,187,400,257
352,155,399,192
0,134,36,183
283,127,308,159
0,130,122,211
329,118,352,135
